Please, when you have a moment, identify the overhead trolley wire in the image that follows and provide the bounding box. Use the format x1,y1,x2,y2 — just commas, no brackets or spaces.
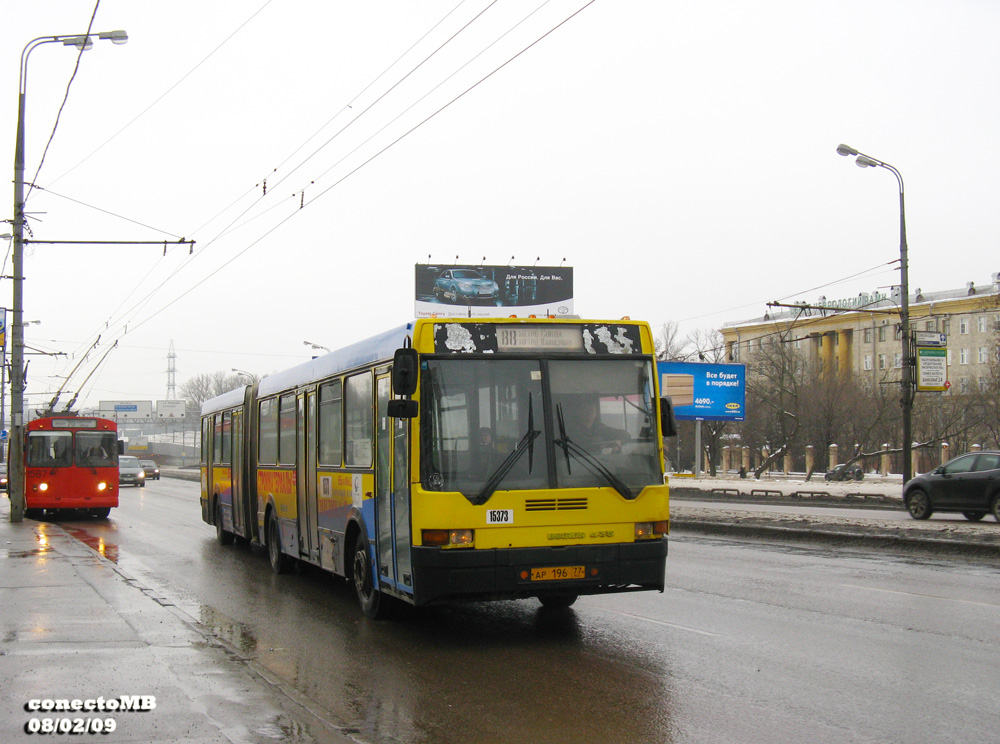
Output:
119,0,599,339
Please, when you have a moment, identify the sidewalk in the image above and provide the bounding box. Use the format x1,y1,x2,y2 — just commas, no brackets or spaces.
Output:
0,501,357,744
668,475,1000,558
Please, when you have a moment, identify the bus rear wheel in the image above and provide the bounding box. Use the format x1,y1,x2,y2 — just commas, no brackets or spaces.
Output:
215,499,234,545
267,511,291,574
352,531,392,619
538,593,578,609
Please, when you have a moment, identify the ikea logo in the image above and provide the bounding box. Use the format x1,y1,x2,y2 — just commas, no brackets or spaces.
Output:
726,403,741,410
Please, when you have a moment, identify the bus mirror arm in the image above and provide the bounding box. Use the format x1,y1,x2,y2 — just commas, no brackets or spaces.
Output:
660,397,678,438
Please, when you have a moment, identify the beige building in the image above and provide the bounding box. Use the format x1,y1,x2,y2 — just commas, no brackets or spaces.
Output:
721,274,1000,393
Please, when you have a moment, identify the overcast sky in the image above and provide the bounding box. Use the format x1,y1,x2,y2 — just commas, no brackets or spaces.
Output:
4,0,999,412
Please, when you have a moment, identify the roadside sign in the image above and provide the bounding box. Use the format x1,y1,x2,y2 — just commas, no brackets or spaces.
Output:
658,362,746,421
914,331,947,347
916,347,948,391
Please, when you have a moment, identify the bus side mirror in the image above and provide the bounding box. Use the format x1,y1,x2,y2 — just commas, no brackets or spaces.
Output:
117,440,125,455
388,399,418,419
660,397,678,438
392,348,419,396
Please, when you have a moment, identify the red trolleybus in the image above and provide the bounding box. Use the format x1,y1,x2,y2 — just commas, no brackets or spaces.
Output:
201,318,676,618
22,416,120,519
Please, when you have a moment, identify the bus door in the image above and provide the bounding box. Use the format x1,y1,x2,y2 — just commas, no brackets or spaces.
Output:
375,374,395,586
296,391,319,561
375,372,413,593
231,409,246,537
392,410,412,590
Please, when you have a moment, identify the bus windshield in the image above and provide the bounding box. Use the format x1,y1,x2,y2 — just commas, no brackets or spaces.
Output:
421,357,661,502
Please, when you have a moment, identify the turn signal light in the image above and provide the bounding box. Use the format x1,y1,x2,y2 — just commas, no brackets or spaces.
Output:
422,529,474,547
634,520,669,540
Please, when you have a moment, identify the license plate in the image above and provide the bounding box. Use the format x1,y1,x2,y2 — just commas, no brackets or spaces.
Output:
530,565,585,581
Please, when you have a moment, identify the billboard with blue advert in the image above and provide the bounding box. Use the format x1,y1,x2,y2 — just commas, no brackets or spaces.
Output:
658,362,746,421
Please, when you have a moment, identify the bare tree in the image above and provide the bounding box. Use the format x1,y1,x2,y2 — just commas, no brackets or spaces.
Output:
656,321,688,361
179,372,252,417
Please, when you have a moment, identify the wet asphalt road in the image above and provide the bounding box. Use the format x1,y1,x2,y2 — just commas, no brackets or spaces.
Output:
47,479,1000,743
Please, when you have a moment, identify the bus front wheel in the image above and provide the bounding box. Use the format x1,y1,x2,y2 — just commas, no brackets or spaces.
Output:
352,532,392,619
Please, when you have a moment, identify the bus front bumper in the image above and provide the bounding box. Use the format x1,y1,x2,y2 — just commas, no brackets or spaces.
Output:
409,539,668,606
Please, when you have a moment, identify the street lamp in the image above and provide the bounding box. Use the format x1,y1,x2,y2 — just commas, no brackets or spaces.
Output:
836,143,913,484
10,31,128,523
303,340,331,353
231,368,254,381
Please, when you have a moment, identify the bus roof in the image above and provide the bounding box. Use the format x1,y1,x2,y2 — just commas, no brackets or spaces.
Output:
256,322,415,399
201,386,249,416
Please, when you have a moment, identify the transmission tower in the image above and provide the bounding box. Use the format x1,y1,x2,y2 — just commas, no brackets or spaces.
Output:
166,340,177,400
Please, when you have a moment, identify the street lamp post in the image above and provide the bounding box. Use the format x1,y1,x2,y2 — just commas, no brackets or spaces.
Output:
836,144,913,484
303,340,331,353
231,368,254,381
10,31,128,523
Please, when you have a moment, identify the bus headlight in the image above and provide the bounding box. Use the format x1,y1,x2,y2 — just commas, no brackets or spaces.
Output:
37,483,49,492
422,529,474,548
97,482,107,491
635,521,668,540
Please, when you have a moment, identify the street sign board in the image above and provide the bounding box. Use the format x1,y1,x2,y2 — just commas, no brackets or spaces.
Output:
156,400,187,418
914,331,947,347
658,362,746,421
916,347,948,391
99,400,153,421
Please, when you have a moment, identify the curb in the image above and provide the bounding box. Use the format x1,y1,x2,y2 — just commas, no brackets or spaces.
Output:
671,517,1000,559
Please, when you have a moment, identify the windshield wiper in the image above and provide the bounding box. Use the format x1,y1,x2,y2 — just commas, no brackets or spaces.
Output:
554,403,634,500
475,395,539,505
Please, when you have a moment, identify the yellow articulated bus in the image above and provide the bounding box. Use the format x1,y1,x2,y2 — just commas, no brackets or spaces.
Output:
200,317,677,618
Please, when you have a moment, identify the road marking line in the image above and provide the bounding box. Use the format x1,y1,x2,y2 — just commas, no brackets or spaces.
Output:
603,609,721,636
843,584,1000,608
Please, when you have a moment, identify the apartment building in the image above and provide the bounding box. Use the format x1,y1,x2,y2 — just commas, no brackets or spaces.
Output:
720,274,1000,392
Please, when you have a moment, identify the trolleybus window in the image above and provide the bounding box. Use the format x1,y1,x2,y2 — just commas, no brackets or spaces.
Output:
27,430,74,467
75,431,117,466
258,398,278,464
345,372,374,468
318,380,343,466
278,395,296,465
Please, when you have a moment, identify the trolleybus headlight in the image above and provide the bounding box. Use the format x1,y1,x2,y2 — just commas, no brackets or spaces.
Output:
634,521,669,540
97,482,107,491
37,483,49,492
422,529,474,548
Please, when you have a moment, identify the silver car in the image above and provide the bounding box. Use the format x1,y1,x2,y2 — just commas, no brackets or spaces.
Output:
432,269,499,303
119,456,146,488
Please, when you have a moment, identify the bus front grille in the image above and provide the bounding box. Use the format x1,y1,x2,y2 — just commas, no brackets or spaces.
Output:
524,497,588,511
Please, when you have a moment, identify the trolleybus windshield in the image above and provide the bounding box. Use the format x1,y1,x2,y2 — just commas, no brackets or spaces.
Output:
421,356,661,501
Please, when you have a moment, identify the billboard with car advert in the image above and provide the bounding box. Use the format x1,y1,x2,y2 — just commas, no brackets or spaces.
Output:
658,362,746,421
415,263,574,318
